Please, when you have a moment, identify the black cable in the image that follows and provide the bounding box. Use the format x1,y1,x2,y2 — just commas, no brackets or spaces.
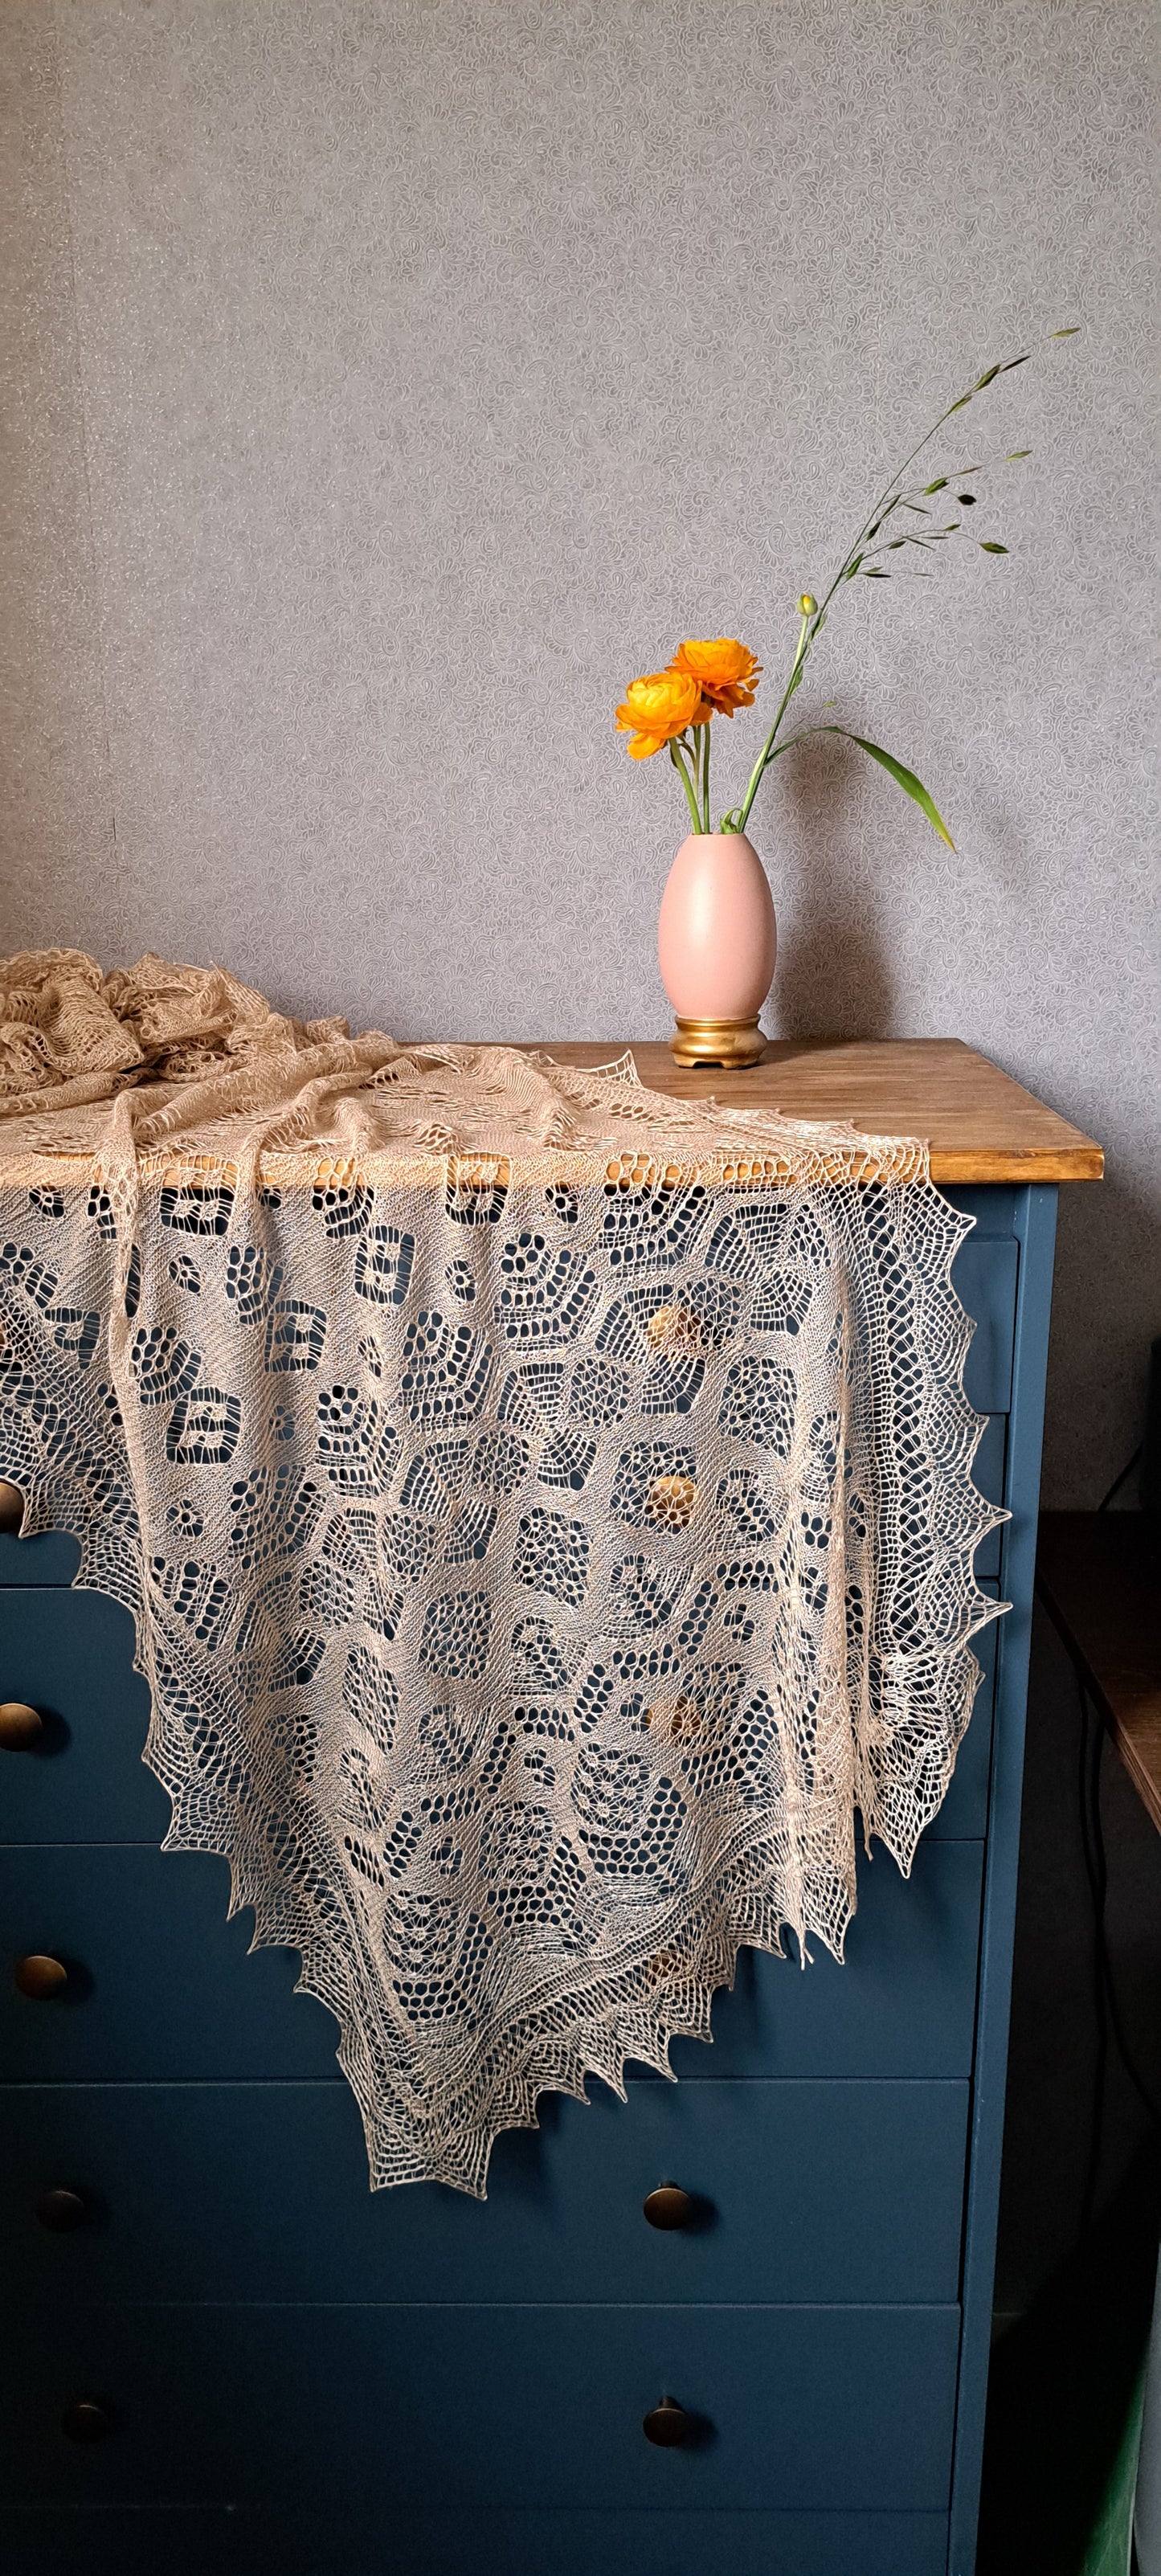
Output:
1098,1443,1143,1513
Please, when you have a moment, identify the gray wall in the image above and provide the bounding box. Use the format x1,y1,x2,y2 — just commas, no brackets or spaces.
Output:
1,0,1155,1503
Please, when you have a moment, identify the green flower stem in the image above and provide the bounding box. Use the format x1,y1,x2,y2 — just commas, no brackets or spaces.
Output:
814,406,962,621
736,609,811,835
648,333,1068,842
730,337,1049,837
811,373,1017,625
669,738,703,836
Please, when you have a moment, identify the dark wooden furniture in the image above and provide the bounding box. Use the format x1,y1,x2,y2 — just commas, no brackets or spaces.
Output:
1036,1512,1161,1833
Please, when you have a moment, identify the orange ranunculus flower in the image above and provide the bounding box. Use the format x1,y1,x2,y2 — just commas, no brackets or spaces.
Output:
668,636,762,714
615,668,708,760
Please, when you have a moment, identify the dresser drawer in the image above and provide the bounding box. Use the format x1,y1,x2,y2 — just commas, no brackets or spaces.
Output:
0,1573,1002,1850
676,1834,983,2079
0,1589,166,1843
1,2299,959,2515
0,1208,1012,1866
0,1835,983,2084
0,2500,954,2576
0,1844,337,2080
0,1646,1002,1884
0,1525,80,1589
2,2074,969,2306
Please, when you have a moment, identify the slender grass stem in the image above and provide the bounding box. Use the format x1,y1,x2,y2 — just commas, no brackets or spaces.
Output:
733,339,1040,835
737,611,811,834
815,390,987,621
634,334,1065,844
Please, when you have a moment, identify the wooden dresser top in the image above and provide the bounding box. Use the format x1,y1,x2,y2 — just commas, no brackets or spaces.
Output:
522,1038,1102,1185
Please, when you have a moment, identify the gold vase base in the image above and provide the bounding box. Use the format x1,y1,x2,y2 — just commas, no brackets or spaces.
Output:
668,1016,767,1069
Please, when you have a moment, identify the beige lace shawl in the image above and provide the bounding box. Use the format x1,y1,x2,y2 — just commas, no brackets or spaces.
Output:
0,951,1004,2193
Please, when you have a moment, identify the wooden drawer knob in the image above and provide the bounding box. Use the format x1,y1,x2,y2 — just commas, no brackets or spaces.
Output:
38,2186,88,2232
14,1953,68,2000
643,2396,694,2448
643,2182,696,2230
61,2398,111,2443
0,1479,24,1535
0,1701,43,1752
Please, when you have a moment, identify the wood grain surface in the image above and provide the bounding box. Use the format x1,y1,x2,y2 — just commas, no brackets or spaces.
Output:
524,1038,1102,1184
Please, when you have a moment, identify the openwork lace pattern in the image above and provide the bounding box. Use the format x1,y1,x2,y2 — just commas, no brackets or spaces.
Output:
0,953,1004,2193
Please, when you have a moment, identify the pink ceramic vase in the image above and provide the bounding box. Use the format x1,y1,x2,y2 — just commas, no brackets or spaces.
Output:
657,832,776,1065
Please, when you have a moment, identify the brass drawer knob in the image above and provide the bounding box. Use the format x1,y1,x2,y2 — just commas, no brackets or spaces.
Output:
0,1701,43,1752
14,1952,68,2000
643,2182,696,2230
38,2186,88,2232
0,1479,24,1535
62,2398,111,2443
643,2396,694,2448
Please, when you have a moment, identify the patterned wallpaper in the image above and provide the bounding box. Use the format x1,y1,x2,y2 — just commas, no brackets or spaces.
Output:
0,0,1155,1503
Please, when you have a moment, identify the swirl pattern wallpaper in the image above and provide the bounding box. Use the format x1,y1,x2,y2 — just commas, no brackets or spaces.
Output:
0,0,1155,1503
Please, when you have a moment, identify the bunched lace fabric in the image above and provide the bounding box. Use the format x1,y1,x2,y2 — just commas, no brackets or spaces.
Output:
0,951,1005,2194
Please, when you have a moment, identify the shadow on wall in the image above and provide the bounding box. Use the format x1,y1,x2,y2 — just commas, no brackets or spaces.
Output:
766,733,1157,1512
1044,1173,1160,1512
765,736,897,1043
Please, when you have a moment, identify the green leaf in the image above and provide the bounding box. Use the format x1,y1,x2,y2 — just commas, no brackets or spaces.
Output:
979,540,1008,554
946,394,973,412
825,729,955,848
1051,325,1080,337
1005,448,1032,460
974,363,1004,388
901,501,930,514
862,566,890,578
1000,354,1029,371
888,538,907,550
922,476,948,494
845,553,865,578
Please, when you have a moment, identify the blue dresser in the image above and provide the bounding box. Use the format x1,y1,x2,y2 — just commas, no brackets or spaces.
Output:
0,1040,1099,2576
